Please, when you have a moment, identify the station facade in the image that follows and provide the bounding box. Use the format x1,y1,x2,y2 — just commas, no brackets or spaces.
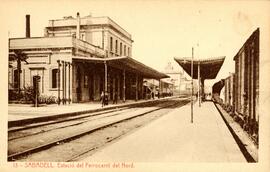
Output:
163,62,196,95
8,13,168,104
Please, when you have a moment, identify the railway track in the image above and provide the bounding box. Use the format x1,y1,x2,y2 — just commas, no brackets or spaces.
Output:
8,98,189,161
8,107,130,140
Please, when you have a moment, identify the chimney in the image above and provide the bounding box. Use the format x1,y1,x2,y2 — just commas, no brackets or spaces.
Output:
26,14,30,38
76,12,80,39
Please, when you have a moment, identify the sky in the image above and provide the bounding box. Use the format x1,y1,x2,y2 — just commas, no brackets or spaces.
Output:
1,0,270,88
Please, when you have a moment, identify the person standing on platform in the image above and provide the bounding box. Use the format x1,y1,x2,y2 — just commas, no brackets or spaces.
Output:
100,91,105,107
104,91,109,105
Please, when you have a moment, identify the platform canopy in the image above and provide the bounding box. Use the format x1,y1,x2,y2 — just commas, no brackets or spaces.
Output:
73,56,169,79
174,56,225,79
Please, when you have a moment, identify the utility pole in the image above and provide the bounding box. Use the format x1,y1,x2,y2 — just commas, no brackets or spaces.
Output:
191,47,194,123
198,61,201,107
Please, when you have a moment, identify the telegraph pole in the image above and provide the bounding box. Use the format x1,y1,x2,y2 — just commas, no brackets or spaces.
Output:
191,47,194,123
198,61,201,107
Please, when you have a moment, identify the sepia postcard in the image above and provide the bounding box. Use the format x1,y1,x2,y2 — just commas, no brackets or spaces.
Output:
1,0,270,172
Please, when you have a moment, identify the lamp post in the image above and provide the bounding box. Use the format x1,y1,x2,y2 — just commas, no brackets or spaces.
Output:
198,61,201,107
191,47,194,123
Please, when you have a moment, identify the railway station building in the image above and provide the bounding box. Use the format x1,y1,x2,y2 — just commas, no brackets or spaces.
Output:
163,62,196,95
8,13,168,104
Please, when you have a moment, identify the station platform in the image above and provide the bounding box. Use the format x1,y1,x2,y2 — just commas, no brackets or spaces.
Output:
80,101,246,162
8,97,176,123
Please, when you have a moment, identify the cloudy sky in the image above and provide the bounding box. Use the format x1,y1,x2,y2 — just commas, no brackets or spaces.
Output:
2,0,270,87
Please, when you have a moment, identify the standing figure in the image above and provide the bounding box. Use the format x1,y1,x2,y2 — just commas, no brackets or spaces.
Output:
100,91,105,107
104,91,109,105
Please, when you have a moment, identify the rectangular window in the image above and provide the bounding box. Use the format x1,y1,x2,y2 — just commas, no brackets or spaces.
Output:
115,40,118,54
128,47,130,57
110,37,113,51
81,33,86,41
120,42,122,56
52,69,58,88
124,45,126,56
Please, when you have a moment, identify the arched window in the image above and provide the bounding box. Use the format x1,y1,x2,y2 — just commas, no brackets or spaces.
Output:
52,69,58,88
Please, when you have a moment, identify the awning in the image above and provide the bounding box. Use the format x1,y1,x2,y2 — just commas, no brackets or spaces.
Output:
73,56,169,79
174,56,225,79
161,79,174,85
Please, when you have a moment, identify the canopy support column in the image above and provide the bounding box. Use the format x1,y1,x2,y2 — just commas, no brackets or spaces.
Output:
123,69,126,102
140,77,143,100
159,79,161,98
64,62,67,104
104,61,108,93
201,78,205,102
135,73,138,101
57,60,61,105
62,61,65,105
68,62,71,104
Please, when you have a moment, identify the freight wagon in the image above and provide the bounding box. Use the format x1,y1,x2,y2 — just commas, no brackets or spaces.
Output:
212,28,259,143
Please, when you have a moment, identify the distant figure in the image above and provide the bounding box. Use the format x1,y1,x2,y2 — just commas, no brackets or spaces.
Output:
157,91,160,99
113,92,118,104
152,92,154,99
104,91,109,105
100,91,105,107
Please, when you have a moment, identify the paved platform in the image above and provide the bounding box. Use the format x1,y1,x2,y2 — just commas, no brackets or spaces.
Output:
8,101,119,122
81,101,246,162
8,97,174,122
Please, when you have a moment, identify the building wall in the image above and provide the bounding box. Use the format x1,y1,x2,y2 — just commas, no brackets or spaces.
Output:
107,29,132,57
9,15,159,105
163,61,197,96
9,49,73,102
45,16,133,58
